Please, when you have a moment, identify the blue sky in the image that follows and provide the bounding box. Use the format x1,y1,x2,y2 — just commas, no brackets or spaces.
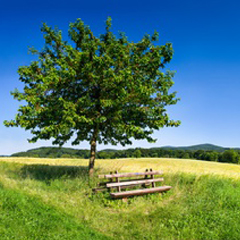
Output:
1,0,240,155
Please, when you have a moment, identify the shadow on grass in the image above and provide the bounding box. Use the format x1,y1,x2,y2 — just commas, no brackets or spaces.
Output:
20,164,89,181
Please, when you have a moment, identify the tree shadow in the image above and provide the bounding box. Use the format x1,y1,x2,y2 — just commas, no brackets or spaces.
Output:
20,164,89,181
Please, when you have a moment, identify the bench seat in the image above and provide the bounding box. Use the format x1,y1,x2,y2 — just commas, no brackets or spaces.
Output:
106,178,164,188
110,186,172,199
99,170,163,179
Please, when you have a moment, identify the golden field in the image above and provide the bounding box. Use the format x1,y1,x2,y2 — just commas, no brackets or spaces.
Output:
1,157,239,179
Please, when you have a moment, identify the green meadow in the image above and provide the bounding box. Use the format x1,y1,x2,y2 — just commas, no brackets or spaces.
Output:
0,157,239,239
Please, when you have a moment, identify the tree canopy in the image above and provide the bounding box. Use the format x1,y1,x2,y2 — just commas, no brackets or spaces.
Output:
4,17,180,174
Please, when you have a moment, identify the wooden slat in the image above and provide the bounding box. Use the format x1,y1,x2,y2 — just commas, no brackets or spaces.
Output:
110,186,172,199
99,170,163,179
99,177,152,185
98,184,150,191
106,178,164,188
95,179,152,190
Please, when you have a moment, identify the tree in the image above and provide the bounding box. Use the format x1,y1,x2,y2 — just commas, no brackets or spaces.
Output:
133,149,142,158
220,150,239,164
4,17,180,175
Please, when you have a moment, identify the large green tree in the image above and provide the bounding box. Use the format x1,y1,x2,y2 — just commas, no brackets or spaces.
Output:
4,18,180,174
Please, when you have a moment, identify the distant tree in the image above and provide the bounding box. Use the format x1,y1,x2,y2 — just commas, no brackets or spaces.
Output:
48,154,56,158
182,152,190,159
177,150,184,157
61,154,72,158
220,150,238,164
206,151,219,162
133,149,142,158
194,150,205,160
97,151,110,159
4,17,180,175
151,152,158,158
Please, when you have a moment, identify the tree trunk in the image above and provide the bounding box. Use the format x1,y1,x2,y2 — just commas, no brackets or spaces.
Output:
89,129,98,176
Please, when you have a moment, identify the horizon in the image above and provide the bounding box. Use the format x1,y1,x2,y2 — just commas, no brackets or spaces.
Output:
3,143,239,156
1,0,240,155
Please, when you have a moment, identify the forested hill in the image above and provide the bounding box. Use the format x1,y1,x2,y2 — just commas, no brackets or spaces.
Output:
159,144,228,152
11,147,90,159
10,144,224,157
102,144,229,152
7,144,240,164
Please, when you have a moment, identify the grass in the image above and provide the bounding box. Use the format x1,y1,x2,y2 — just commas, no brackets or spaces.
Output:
0,186,109,240
0,157,239,239
2,157,240,179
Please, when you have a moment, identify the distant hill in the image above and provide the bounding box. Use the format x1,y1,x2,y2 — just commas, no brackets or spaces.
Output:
100,144,229,152
159,144,229,152
10,143,234,158
11,146,90,159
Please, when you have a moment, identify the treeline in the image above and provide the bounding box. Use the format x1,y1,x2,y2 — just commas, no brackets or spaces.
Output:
97,148,240,164
11,147,90,159
11,147,240,164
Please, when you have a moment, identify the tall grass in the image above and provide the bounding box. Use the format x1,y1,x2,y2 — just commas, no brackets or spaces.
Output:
1,157,240,179
0,158,239,239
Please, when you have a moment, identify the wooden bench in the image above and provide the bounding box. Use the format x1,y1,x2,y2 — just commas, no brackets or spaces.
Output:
93,169,172,199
